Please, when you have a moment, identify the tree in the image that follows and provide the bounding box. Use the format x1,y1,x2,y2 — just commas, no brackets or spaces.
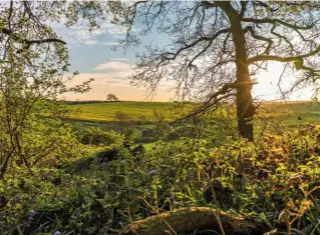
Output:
108,1,320,141
0,1,104,177
106,93,120,101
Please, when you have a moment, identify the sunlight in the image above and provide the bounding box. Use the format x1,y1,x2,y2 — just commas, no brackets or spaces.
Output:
4,2,320,234
252,62,315,102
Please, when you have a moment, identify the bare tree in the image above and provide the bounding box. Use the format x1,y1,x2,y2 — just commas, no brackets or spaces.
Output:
108,1,320,141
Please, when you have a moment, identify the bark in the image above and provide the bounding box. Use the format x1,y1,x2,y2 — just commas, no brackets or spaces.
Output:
122,207,268,235
219,2,254,141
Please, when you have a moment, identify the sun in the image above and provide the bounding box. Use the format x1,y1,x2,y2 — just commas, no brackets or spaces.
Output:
252,62,314,102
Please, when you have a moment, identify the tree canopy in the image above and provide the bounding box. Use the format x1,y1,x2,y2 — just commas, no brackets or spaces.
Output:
106,93,120,101
0,1,104,177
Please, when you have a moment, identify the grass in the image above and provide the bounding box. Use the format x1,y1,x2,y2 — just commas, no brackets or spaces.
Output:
259,101,320,126
66,100,320,129
67,101,194,123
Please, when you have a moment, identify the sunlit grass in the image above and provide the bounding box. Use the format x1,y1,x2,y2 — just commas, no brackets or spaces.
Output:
67,101,320,127
67,101,194,123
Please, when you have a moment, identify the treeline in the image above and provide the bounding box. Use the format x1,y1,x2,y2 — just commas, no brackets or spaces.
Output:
63,100,122,105
63,100,199,105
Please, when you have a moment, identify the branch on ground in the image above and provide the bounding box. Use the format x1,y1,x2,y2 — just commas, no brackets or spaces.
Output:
122,207,268,235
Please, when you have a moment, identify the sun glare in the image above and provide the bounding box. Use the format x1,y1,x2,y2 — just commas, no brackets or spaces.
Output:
252,62,315,102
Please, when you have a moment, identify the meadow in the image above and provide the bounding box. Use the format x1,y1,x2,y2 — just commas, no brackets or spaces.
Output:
66,100,320,128
67,101,194,123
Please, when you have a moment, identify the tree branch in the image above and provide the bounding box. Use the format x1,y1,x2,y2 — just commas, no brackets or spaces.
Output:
122,207,267,235
201,1,218,9
244,26,273,55
240,1,248,17
253,1,280,13
242,17,314,30
270,23,295,53
1,27,66,53
172,82,237,124
161,28,229,62
248,45,320,64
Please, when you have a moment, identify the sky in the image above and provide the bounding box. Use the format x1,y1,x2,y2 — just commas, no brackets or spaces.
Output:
53,18,317,102
53,19,178,101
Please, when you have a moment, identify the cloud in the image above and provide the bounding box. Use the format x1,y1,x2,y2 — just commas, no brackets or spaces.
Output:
99,22,127,35
94,61,135,71
102,41,120,46
52,20,133,46
64,72,134,88
109,58,129,61
65,29,102,45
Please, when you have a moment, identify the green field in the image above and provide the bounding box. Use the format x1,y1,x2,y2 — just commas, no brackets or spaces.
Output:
66,101,320,126
67,101,194,123
259,101,320,127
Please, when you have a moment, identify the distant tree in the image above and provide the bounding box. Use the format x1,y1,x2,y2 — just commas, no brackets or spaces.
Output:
153,110,165,124
115,110,129,132
109,1,320,141
115,111,127,123
106,93,120,102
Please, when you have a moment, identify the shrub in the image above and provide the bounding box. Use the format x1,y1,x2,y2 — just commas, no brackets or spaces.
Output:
76,127,123,146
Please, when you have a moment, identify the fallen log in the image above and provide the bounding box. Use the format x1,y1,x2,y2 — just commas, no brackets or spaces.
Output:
122,207,268,235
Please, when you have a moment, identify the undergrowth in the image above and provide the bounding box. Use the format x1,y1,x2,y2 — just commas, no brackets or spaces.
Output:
2,124,320,234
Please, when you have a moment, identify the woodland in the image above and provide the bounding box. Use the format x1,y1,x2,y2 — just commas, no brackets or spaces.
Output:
2,1,320,235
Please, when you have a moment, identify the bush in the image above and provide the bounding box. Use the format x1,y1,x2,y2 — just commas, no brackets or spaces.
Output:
76,127,123,146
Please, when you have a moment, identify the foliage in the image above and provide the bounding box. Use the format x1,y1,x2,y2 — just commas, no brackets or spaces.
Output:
76,127,123,146
106,94,120,102
3,123,320,234
3,2,320,235
0,100,77,177
0,1,107,177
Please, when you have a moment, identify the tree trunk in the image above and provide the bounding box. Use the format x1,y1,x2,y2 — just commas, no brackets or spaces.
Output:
220,2,254,141
235,69,254,141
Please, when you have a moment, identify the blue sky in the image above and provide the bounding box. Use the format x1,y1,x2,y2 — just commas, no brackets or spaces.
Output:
53,19,317,102
52,19,178,101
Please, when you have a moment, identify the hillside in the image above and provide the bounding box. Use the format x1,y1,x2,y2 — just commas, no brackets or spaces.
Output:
259,101,320,127
66,100,320,127
67,101,194,123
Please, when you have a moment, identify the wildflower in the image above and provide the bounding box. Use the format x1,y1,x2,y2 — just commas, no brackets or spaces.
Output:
11,195,21,206
169,194,174,207
301,199,313,208
106,219,114,231
28,209,37,223
53,231,61,235
286,200,295,209
299,199,313,214
29,209,37,217
98,157,104,164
